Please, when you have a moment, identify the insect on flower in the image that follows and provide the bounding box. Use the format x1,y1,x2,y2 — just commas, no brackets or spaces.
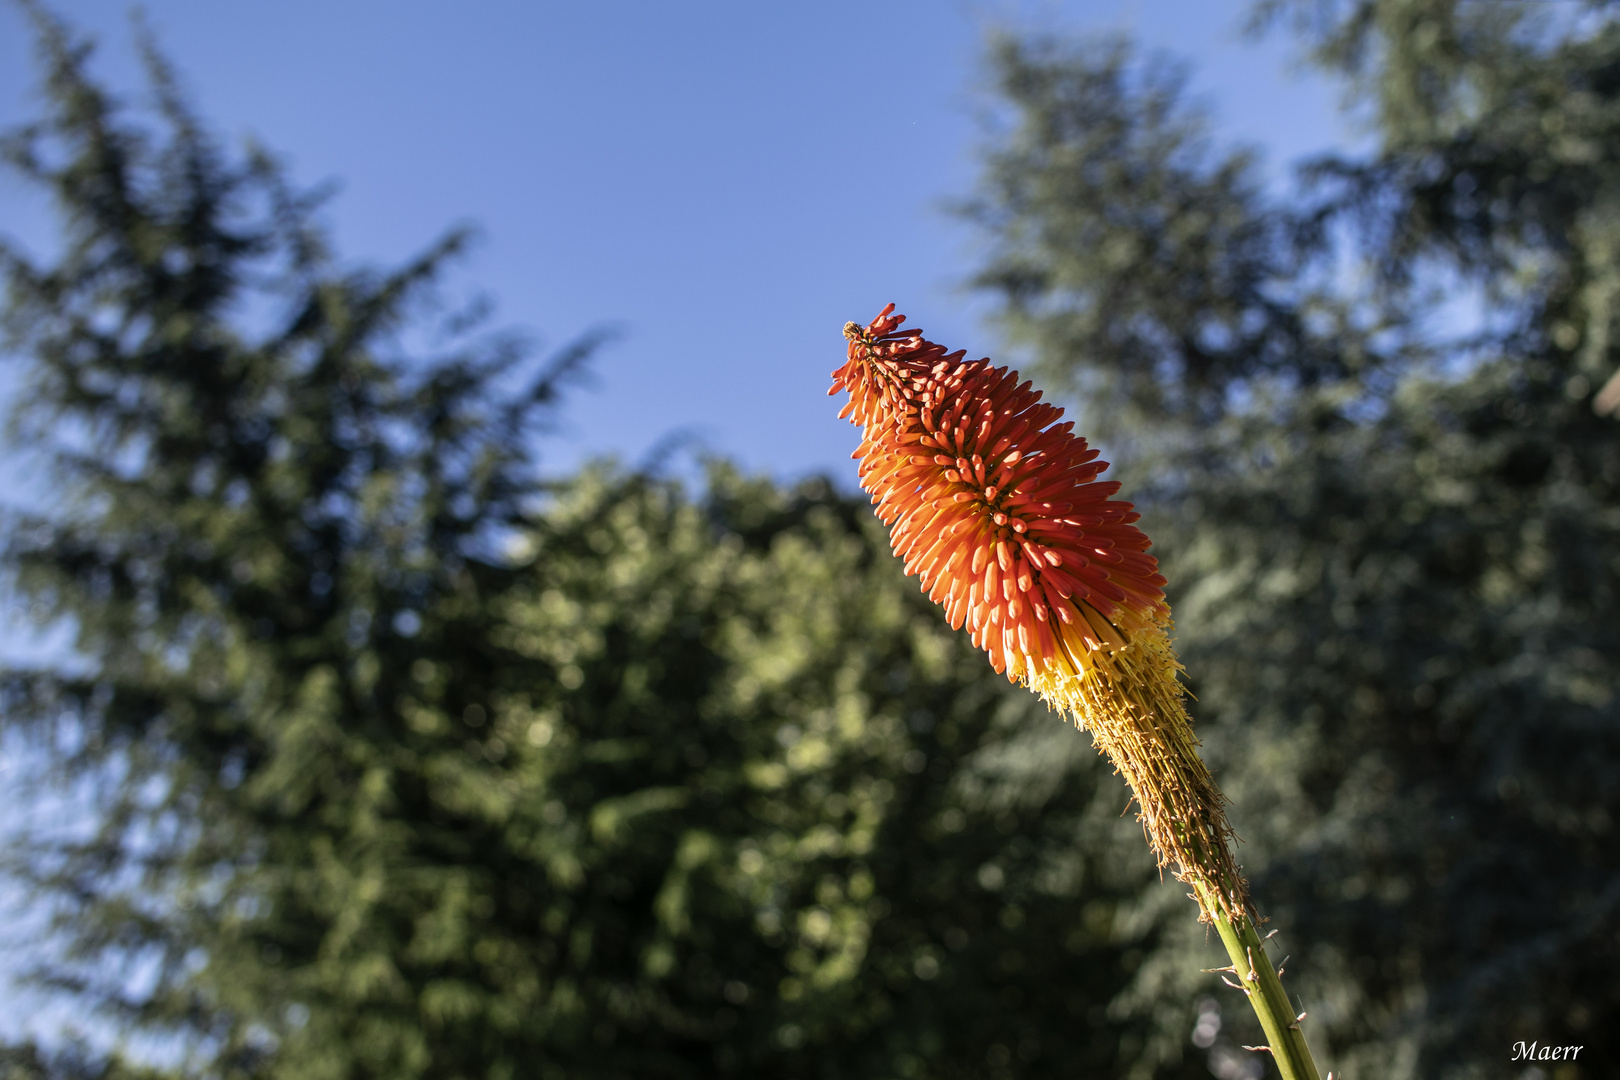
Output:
830,304,1245,918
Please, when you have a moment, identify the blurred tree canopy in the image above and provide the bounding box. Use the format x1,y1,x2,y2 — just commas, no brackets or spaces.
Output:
967,1,1619,1077
0,9,1207,1080
4,2,1618,1080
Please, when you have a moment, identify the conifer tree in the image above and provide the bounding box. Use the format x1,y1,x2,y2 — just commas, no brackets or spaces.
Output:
1,11,1193,1079
968,7,1620,1076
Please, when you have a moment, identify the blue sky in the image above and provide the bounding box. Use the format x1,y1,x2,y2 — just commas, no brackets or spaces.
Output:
0,0,1358,1050
1,1,1352,493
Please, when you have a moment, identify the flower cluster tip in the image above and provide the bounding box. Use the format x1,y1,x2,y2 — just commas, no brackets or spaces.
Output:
831,304,1247,919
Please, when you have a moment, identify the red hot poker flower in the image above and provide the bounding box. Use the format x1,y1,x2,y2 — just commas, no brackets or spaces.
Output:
831,304,1244,918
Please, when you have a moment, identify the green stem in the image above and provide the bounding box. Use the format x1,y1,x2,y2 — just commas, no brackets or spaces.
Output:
1193,882,1324,1080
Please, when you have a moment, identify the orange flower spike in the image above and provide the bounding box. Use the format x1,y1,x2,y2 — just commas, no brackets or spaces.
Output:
831,305,1246,920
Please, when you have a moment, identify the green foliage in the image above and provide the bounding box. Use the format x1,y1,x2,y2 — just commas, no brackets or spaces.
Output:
969,10,1620,1079
0,11,1211,1080
963,35,1360,446
0,1040,169,1080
